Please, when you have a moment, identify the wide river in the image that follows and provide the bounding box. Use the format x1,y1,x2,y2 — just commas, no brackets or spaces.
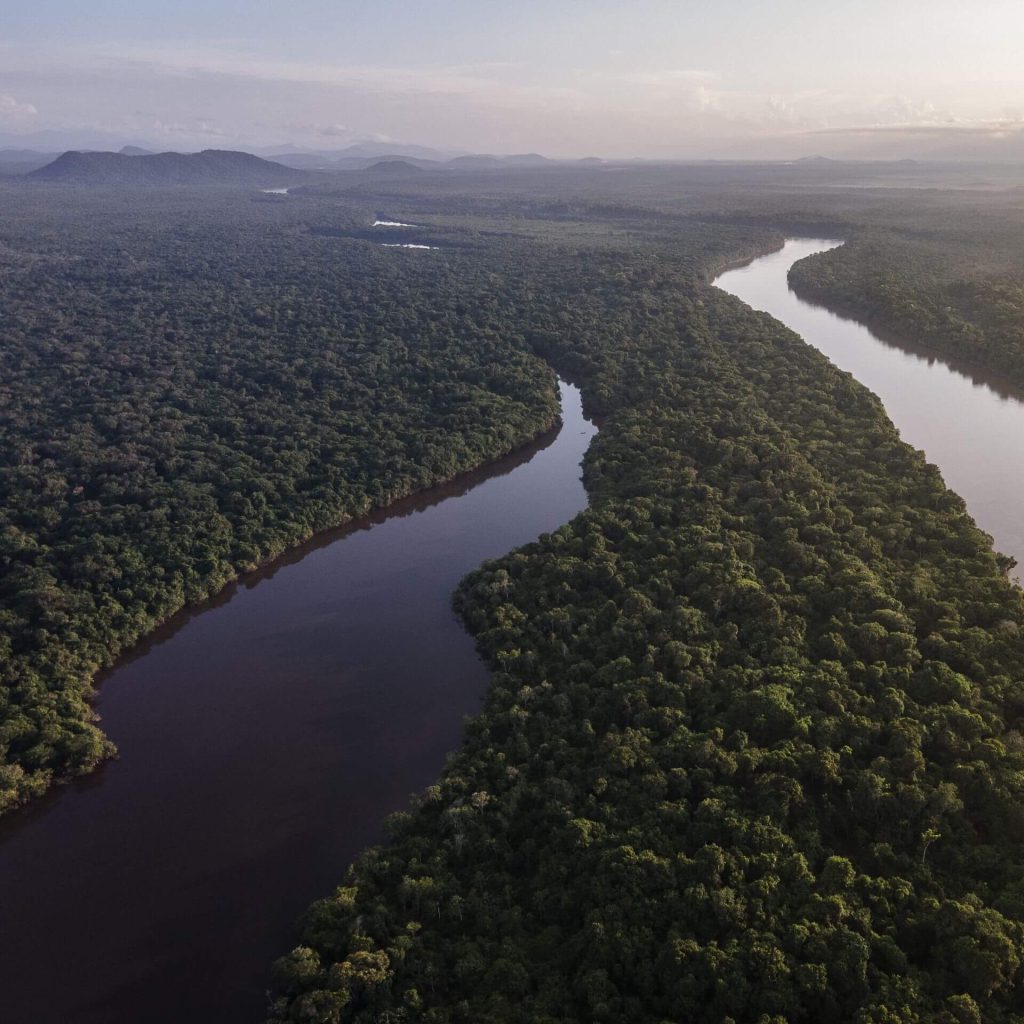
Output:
5,239,1024,1024
0,380,597,1024
717,238,1024,571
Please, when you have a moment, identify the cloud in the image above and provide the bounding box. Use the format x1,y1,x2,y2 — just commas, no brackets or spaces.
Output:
616,68,717,87
0,38,1020,159
0,43,598,152
123,113,234,139
318,123,352,137
0,94,38,123
811,118,1024,136
66,45,551,103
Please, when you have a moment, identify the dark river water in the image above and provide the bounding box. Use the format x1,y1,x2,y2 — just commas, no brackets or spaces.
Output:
0,380,596,1024
717,239,1024,571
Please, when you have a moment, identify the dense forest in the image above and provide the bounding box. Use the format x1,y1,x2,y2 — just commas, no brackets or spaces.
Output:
4,164,1024,1022
346,158,1024,388
0,187,561,813
788,223,1024,386
265,173,1024,1023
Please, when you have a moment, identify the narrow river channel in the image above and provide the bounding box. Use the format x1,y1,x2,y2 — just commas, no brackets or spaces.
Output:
0,380,597,1024
716,238,1024,572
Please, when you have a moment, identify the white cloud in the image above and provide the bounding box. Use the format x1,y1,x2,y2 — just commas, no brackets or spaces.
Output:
318,123,352,137
0,94,38,123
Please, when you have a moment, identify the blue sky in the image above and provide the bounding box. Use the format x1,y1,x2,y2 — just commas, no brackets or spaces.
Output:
3,1,1023,156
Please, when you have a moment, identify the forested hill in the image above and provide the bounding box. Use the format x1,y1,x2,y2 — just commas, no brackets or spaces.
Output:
29,149,305,186
364,160,426,175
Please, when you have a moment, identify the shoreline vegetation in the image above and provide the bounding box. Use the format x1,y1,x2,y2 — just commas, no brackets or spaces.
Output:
0,187,569,815
0,375,560,814
784,222,1024,392
788,268,1024,405
83,404,564,716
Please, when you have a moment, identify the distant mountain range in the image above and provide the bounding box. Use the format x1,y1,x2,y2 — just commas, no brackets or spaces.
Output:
16,142,1024,190
29,149,305,186
269,148,575,172
5,123,1024,166
16,146,607,185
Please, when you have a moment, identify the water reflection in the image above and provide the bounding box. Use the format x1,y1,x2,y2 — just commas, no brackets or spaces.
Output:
0,381,597,1024
716,239,1024,567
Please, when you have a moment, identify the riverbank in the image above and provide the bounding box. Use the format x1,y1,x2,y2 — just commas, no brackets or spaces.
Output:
786,230,1024,396
269,235,1024,1024
717,237,1024,567
1,378,563,818
788,269,1024,404
0,380,597,1024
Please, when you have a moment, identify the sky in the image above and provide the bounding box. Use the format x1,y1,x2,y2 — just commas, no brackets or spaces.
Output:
3,0,1024,159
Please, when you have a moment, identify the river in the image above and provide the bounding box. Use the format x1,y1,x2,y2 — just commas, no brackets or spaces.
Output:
5,238,1022,1024
0,380,597,1024
716,238,1024,572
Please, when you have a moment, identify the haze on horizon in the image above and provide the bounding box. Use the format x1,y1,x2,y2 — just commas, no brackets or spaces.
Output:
3,0,1024,161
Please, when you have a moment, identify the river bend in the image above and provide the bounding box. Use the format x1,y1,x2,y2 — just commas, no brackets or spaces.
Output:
0,380,596,1024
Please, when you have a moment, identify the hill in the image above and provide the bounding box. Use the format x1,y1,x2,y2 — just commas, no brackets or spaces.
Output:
448,154,506,169
448,152,557,170
29,149,304,186
363,159,425,174
503,151,555,166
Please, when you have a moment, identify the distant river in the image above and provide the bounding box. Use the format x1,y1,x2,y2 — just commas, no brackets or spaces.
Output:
716,239,1024,571
0,381,596,1024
